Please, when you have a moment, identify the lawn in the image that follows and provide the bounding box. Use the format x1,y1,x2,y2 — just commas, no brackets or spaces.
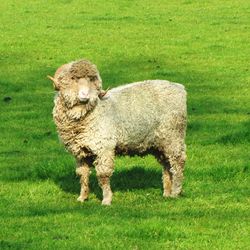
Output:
0,0,249,249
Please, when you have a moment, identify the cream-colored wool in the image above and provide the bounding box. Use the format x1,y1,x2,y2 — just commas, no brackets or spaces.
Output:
50,59,187,205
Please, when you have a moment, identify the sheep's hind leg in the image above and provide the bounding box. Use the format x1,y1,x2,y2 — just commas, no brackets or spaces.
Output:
158,146,186,198
95,151,114,205
156,153,172,197
162,160,172,197
76,160,90,202
167,150,186,197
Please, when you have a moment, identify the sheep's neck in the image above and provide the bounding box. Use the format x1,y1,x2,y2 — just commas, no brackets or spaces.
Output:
53,96,92,158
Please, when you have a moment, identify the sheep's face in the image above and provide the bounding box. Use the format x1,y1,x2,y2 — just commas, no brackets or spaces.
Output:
58,74,101,109
49,60,104,110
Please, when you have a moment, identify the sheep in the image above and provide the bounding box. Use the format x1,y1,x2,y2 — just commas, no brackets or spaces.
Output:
48,59,187,205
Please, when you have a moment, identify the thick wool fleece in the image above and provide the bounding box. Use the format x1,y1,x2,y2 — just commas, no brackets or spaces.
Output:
53,79,187,204
69,60,99,79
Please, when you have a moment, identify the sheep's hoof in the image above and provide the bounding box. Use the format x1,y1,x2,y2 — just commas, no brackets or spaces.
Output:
77,196,87,202
101,199,112,206
163,191,171,198
163,192,181,198
169,192,181,198
169,194,179,198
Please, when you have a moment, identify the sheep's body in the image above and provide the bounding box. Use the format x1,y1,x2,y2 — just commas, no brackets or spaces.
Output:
53,79,187,205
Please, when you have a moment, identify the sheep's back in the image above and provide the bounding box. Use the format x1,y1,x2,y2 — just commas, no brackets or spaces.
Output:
104,80,186,151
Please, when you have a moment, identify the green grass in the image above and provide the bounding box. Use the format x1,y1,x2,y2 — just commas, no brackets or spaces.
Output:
0,0,249,249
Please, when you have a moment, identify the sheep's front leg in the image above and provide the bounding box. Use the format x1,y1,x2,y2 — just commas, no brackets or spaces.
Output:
95,151,114,205
76,160,90,202
98,176,113,205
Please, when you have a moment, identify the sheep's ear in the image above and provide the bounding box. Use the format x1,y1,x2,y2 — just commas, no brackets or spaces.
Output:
98,87,109,99
47,75,60,91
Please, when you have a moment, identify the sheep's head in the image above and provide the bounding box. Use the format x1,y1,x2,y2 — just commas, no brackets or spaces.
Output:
48,60,107,117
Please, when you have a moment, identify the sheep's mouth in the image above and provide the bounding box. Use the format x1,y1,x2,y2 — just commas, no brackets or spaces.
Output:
79,98,89,104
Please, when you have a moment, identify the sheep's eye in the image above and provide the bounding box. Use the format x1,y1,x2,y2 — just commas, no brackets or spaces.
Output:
71,76,80,81
89,76,97,82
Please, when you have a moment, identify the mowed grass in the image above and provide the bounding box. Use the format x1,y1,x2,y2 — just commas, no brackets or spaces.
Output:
0,0,249,249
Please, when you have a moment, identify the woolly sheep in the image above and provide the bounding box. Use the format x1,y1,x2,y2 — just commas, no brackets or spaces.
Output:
48,59,187,205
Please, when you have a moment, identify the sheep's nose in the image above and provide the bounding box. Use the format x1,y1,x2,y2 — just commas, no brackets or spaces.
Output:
79,91,90,103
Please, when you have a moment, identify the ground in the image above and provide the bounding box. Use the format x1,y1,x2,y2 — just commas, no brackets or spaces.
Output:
0,0,249,249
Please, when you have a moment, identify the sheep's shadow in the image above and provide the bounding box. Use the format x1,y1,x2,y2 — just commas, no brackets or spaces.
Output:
55,166,162,200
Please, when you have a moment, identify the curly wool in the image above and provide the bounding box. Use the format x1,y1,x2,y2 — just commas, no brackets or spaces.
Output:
55,60,99,82
53,80,187,194
52,60,187,205
69,60,99,79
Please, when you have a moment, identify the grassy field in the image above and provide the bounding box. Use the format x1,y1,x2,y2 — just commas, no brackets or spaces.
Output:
0,0,249,249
